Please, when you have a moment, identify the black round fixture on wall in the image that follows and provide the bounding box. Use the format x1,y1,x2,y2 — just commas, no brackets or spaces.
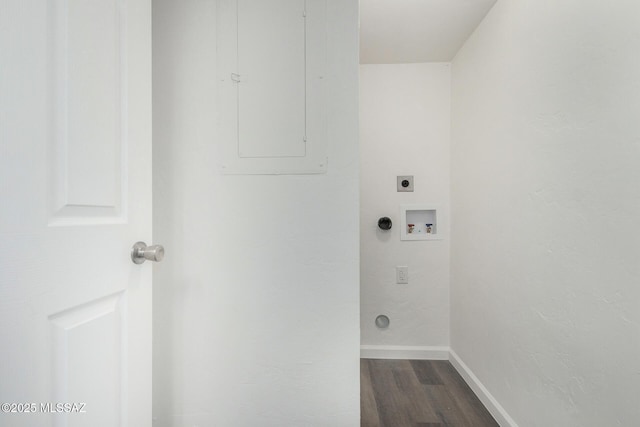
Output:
378,217,392,230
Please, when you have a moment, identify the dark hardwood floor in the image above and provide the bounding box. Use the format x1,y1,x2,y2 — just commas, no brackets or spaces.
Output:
361,359,499,427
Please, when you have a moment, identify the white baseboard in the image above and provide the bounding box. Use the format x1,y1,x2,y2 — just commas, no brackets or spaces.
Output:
360,345,449,360
448,349,518,427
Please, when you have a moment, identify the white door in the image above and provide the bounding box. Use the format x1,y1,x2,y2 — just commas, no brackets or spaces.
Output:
0,0,152,426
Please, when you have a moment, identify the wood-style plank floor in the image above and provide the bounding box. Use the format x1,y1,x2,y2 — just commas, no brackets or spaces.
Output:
361,359,499,427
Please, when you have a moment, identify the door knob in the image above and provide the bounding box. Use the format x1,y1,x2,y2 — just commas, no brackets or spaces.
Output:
131,242,165,264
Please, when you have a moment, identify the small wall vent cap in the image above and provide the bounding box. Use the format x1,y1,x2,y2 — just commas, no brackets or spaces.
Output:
375,315,390,329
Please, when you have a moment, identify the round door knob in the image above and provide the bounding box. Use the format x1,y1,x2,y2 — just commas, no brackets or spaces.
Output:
131,242,165,264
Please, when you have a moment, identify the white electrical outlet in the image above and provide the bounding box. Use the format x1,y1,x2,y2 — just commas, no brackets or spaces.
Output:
396,266,409,284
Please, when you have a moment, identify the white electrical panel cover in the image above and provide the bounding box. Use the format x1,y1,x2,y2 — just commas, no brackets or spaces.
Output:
217,0,327,174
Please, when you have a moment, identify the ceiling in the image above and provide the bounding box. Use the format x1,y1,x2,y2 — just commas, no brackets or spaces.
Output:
359,0,498,64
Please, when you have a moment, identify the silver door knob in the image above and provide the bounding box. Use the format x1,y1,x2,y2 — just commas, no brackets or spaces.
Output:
131,242,165,264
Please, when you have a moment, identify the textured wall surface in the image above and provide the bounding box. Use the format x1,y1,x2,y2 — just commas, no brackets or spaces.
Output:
152,1,360,425
451,1,640,425
360,64,450,349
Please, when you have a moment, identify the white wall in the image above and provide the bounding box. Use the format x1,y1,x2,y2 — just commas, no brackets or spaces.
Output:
152,1,360,426
451,1,640,425
360,64,450,353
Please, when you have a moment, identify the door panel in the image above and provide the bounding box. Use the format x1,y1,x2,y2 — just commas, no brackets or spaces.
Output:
50,0,126,224
0,0,152,425
50,292,124,427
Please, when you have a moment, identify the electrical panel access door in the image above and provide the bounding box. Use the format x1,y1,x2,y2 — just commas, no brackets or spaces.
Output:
217,0,327,174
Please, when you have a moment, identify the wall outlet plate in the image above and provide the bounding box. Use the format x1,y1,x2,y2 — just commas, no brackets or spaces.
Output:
397,176,414,192
396,266,409,284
